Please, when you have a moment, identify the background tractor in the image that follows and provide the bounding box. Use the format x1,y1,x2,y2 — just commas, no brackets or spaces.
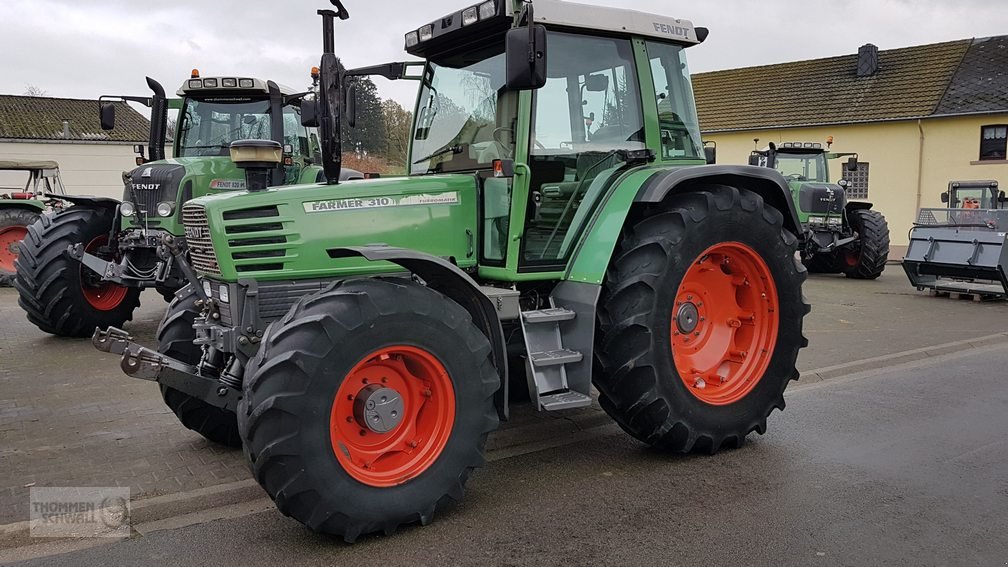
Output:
14,73,362,337
0,160,68,285
94,0,810,541
904,180,1008,298
750,142,890,279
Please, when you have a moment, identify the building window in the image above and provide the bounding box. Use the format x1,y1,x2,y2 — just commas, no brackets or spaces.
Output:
980,125,1007,160
844,161,870,200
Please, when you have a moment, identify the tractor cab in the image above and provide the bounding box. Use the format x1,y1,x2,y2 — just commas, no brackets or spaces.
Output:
941,180,1005,210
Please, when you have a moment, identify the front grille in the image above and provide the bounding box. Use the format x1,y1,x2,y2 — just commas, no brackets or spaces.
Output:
222,206,288,273
182,204,221,275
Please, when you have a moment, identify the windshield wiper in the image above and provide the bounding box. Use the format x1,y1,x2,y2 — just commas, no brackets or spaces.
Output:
412,144,462,165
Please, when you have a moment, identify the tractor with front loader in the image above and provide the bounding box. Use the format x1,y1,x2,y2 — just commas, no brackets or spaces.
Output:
94,0,810,541
903,180,1008,298
750,142,890,279
0,160,68,286
14,72,361,337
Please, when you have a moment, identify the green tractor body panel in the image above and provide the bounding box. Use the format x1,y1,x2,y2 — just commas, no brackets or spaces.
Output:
2,199,47,213
191,174,478,282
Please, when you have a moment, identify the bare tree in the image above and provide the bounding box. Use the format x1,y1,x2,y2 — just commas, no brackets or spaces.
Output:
23,84,47,97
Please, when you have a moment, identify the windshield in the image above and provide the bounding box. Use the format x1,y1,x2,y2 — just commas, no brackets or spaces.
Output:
177,97,272,157
410,45,516,175
775,152,828,182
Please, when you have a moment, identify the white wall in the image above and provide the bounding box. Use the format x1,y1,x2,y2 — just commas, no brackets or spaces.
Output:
0,141,156,200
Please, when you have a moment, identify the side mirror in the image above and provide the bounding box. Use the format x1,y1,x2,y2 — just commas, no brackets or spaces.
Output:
998,190,1007,204
505,24,547,90
99,103,116,131
345,85,357,129
300,98,319,127
584,74,608,93
846,156,858,172
940,191,949,204
703,141,716,165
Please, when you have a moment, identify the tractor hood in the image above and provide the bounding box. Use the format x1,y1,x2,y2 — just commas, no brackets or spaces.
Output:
182,174,480,282
794,181,846,216
122,157,247,233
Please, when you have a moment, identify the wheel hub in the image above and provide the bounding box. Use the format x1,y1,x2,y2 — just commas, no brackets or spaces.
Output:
675,302,700,334
353,384,405,433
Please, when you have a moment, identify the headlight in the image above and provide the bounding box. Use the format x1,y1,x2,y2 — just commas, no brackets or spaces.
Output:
238,78,254,88
826,216,843,227
202,78,218,88
404,31,419,48
478,0,496,19
156,201,175,217
462,6,478,26
221,78,237,88
808,215,825,226
187,79,202,89
418,24,433,42
202,280,212,298
120,201,135,217
218,285,229,303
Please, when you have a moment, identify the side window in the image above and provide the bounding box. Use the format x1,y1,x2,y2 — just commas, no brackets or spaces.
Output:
523,32,643,266
645,41,703,160
980,125,1007,160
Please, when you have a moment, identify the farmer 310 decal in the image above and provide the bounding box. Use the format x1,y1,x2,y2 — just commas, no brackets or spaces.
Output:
14,72,361,337
750,142,890,279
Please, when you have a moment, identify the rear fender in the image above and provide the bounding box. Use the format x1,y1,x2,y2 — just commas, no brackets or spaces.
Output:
565,165,803,285
0,200,45,213
53,194,121,211
328,245,510,420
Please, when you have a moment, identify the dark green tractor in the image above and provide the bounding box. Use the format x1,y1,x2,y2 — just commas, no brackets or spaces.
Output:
750,142,890,279
94,0,810,541
15,73,361,337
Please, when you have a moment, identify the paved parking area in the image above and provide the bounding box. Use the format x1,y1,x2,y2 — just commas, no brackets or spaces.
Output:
0,269,1005,528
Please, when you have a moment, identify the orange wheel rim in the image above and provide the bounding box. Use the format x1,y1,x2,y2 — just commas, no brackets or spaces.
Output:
0,226,28,273
671,242,779,405
330,345,455,487
80,235,129,311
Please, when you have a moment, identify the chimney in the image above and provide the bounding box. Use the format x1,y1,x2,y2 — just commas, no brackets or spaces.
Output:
61,119,71,139
857,43,879,77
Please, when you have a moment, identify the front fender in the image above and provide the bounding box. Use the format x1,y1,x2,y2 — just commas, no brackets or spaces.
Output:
52,193,121,210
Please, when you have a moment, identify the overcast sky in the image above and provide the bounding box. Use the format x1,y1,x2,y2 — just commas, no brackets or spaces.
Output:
4,0,1006,112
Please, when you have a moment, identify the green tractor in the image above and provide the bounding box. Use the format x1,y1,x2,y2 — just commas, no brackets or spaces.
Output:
14,73,362,337
0,160,68,286
94,0,810,541
749,142,890,279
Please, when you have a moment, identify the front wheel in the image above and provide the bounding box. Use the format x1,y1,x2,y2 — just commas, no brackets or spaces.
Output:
14,207,140,336
239,278,499,542
843,209,890,280
595,186,809,453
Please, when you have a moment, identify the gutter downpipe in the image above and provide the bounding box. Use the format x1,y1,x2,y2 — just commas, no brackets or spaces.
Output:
914,119,925,214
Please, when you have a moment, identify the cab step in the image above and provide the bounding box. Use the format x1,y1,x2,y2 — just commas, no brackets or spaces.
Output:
520,304,590,411
538,390,593,411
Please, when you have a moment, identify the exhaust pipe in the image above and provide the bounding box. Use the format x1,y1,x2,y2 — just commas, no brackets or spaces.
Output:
145,77,167,162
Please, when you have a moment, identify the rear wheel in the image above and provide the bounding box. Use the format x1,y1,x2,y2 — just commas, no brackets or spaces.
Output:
14,207,140,337
0,208,39,286
595,186,809,453
239,278,499,542
843,209,889,280
157,285,241,448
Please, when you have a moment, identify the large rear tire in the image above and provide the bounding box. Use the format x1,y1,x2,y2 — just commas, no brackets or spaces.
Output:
157,285,241,448
239,278,499,542
843,209,889,280
0,208,39,287
14,207,140,337
595,186,809,453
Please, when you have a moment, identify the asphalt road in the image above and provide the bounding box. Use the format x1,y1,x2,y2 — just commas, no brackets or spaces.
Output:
2,269,1007,565
8,340,1008,566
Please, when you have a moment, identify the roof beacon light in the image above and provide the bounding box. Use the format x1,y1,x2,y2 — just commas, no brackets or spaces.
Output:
418,24,433,42
462,6,478,26
191,69,200,78
310,66,320,79
478,0,496,19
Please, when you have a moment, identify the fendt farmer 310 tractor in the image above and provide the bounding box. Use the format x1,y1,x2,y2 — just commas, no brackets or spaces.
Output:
94,0,810,541
750,142,890,279
14,73,361,337
0,161,68,285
